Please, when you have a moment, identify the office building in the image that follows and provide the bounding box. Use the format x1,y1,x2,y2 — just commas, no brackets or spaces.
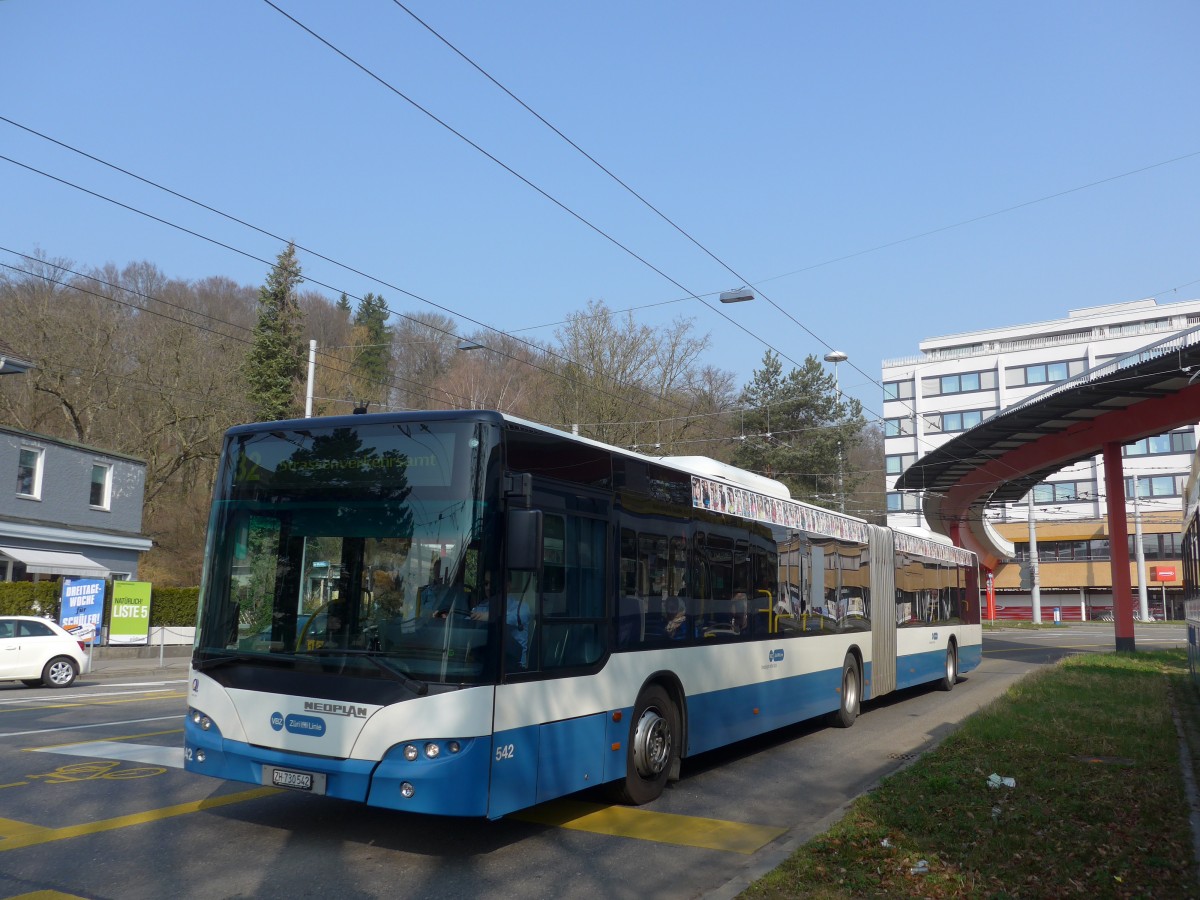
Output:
882,298,1200,619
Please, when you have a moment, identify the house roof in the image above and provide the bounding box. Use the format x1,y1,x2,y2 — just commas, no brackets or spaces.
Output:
0,338,33,375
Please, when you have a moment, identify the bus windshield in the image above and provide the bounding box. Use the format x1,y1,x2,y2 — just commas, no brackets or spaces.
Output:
195,419,502,686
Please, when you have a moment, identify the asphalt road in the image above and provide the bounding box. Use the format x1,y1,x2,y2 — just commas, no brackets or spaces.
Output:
0,625,1185,900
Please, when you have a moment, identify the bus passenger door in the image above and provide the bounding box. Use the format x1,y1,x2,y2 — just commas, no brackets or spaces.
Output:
488,567,542,819
868,524,897,698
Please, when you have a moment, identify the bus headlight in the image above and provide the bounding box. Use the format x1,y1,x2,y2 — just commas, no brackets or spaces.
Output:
424,742,440,759
189,708,212,731
447,741,461,754
400,781,415,798
403,744,419,761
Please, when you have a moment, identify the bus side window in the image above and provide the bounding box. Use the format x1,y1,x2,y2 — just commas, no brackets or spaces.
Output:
541,512,607,669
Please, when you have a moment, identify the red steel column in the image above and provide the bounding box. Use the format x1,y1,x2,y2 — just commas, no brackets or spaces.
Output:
1102,441,1136,652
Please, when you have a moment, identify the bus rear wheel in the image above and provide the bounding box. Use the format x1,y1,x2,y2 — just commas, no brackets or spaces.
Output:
832,654,860,728
939,642,958,691
610,685,678,805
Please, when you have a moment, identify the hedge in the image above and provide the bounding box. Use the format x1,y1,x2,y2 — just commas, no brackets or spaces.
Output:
0,580,199,627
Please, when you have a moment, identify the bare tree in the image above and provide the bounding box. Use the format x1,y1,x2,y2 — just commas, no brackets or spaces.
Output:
440,330,551,415
0,255,258,584
549,299,729,449
390,312,459,410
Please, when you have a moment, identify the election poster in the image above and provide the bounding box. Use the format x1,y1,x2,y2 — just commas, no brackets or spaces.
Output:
109,581,152,645
60,577,105,646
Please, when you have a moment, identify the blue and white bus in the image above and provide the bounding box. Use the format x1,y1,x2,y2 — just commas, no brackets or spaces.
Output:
185,410,981,817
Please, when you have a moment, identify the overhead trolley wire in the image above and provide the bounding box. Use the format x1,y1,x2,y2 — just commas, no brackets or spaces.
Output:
371,5,1049,499
0,251,464,413
257,1,809,376
0,119,730,425
380,5,1200,506
0,151,684,420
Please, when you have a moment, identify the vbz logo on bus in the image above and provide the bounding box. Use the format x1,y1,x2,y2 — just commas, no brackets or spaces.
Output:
768,649,785,663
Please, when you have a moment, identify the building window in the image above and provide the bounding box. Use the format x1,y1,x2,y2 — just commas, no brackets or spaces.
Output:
1125,475,1183,499
883,380,914,401
1031,480,1095,504
16,447,44,499
924,409,990,434
1014,539,1111,562
886,454,916,476
942,372,979,394
90,463,112,510
1006,358,1086,388
922,370,996,397
1129,533,1182,560
887,492,921,512
1123,430,1196,457
884,416,912,437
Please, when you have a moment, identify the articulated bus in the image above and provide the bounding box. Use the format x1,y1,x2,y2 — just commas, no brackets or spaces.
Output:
185,410,981,817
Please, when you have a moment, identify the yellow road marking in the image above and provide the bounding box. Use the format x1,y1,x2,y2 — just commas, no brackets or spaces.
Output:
0,787,279,851
515,799,786,854
0,693,187,715
0,817,54,843
5,891,90,899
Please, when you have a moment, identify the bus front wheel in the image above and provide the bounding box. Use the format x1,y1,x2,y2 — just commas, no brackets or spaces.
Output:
832,654,860,728
611,685,678,805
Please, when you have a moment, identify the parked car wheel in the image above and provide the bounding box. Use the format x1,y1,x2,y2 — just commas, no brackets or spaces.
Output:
42,656,79,688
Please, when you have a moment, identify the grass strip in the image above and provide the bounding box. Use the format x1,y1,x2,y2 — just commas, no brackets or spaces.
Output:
742,650,1200,899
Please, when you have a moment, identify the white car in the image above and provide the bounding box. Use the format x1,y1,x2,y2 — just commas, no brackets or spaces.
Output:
0,616,88,688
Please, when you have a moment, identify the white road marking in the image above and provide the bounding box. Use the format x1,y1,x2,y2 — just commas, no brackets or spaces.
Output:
31,740,185,768
1,714,183,739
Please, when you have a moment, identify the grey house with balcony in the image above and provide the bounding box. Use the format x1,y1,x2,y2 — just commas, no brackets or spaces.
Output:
0,425,152,581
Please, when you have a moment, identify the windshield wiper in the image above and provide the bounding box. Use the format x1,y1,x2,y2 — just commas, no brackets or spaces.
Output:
297,648,428,696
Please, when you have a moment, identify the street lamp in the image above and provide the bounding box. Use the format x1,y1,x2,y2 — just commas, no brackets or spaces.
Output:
823,351,848,513
823,350,848,389
719,287,755,303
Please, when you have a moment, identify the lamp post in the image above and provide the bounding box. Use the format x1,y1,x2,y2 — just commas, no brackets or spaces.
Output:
823,351,848,513
304,338,442,418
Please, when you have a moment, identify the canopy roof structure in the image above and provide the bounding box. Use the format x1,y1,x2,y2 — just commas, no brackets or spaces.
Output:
893,324,1200,651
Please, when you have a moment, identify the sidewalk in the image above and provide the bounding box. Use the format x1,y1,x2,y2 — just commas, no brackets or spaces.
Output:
83,645,191,679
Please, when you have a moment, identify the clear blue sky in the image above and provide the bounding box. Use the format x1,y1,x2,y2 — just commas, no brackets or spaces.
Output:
3,1,1199,419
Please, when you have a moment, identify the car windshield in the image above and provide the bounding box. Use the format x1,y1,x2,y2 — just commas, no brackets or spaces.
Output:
195,419,502,686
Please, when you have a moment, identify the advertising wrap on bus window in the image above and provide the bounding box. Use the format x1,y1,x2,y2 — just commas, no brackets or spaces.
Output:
109,581,152,646
60,577,105,646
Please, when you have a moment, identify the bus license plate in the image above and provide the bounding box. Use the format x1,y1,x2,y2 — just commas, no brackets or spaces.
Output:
265,766,326,794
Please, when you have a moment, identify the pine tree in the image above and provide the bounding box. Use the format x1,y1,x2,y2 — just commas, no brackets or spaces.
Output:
732,351,866,508
243,243,304,421
351,292,392,408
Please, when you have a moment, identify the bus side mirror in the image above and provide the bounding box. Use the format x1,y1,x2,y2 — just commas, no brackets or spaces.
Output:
506,508,542,571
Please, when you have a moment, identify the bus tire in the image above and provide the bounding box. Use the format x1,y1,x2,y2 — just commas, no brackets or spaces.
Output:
939,642,958,692
832,654,860,728
611,685,678,805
